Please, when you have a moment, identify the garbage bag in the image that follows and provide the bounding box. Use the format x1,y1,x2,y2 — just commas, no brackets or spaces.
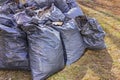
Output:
53,19,85,65
66,0,78,8
65,0,84,18
21,24,64,80
36,4,85,65
0,15,29,70
15,10,64,79
14,11,33,25
33,0,69,13
77,17,106,50
37,4,65,22
1,1,20,14
0,14,16,27
64,7,84,19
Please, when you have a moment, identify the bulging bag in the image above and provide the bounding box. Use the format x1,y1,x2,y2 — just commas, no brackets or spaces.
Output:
14,8,65,79
76,16,106,50
37,4,65,22
0,14,29,70
21,24,64,80
53,19,85,65
38,4,85,65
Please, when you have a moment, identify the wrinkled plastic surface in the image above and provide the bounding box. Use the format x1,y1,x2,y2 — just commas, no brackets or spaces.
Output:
37,4,65,22
66,0,78,8
65,7,84,19
15,5,65,79
65,0,84,18
53,20,85,65
54,0,69,13
26,0,69,13
35,4,85,65
0,14,16,27
80,17,106,50
21,24,64,80
0,14,29,70
1,1,19,14
14,11,32,25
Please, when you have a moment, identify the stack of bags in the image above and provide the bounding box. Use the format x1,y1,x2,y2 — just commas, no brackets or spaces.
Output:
0,0,106,80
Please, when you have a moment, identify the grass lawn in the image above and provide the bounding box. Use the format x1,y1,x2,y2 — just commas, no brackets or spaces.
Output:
0,0,120,80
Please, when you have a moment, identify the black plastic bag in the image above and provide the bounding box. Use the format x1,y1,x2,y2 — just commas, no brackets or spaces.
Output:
76,16,106,50
21,24,64,80
0,15,29,70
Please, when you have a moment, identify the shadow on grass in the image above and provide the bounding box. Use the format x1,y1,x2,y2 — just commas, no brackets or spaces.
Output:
75,49,116,80
79,1,120,49
103,24,120,49
80,3,120,48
